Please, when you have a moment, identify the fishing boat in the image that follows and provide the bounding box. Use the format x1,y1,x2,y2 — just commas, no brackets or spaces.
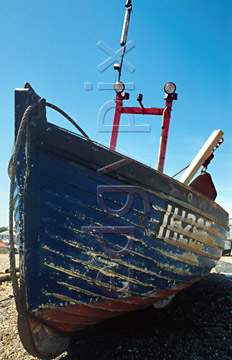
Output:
9,1,228,359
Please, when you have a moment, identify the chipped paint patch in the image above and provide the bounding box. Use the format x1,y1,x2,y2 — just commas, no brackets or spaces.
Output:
43,239,186,283
44,262,134,294
28,317,69,358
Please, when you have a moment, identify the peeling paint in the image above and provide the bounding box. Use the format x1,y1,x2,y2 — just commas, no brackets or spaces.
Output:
44,247,155,288
57,281,110,300
163,238,220,260
44,262,134,295
44,293,128,312
43,240,186,282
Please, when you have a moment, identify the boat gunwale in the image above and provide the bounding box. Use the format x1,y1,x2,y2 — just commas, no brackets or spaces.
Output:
32,118,228,231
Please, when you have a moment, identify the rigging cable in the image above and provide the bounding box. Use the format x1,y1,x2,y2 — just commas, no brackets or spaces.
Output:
45,102,89,139
119,0,132,81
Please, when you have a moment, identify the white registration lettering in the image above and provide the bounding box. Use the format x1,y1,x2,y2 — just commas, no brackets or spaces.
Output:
157,203,212,248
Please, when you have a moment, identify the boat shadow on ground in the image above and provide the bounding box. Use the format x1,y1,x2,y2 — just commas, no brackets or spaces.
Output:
60,273,232,360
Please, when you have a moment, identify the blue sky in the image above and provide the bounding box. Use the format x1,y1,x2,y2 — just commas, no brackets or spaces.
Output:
0,0,231,226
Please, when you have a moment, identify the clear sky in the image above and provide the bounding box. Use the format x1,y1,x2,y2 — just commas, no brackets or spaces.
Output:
0,0,231,226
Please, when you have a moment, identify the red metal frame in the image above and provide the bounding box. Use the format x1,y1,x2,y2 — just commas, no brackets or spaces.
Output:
158,97,173,172
110,94,174,172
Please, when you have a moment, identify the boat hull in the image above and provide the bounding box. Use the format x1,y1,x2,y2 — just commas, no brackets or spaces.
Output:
12,100,228,358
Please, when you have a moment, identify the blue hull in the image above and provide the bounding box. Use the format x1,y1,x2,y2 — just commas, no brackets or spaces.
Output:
11,87,228,358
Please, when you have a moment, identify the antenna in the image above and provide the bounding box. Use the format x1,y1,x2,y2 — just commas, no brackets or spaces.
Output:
118,0,132,80
120,0,132,46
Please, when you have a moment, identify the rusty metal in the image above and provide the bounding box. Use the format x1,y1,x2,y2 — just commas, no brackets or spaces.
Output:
201,137,224,173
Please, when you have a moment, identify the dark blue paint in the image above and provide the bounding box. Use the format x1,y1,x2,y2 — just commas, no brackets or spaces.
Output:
16,126,218,313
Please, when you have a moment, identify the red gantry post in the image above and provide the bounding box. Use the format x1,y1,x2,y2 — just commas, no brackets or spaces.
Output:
110,81,177,173
111,1,177,172
110,92,123,151
156,96,174,173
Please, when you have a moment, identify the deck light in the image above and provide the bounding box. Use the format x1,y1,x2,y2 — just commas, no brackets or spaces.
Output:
114,81,125,94
122,92,130,100
113,63,120,71
164,82,176,95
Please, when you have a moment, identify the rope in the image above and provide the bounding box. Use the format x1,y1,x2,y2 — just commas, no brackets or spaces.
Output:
8,100,88,356
9,100,89,311
45,102,89,139
9,103,38,312
172,164,190,178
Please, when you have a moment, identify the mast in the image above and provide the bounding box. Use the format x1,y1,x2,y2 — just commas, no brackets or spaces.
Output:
110,1,177,173
118,0,132,81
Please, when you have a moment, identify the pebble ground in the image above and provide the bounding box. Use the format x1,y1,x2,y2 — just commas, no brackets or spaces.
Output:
0,254,231,360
